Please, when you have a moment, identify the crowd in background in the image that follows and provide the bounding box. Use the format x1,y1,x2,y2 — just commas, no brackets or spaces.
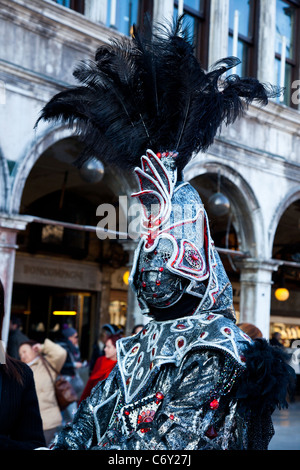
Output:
1,275,296,449
1,283,144,448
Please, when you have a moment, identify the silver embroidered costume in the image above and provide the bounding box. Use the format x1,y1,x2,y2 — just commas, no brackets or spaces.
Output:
51,152,278,450
51,313,274,450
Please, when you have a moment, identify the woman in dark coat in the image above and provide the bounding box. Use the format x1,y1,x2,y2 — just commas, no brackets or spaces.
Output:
0,280,46,450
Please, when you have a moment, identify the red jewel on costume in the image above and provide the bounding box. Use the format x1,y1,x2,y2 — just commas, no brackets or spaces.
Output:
205,425,218,439
224,328,231,335
176,324,186,330
209,399,219,410
177,339,184,348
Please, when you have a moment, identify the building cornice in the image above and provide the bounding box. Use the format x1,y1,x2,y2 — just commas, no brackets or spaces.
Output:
246,100,300,137
0,0,118,52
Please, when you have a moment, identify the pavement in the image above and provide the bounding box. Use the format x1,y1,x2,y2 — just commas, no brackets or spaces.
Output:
268,398,300,450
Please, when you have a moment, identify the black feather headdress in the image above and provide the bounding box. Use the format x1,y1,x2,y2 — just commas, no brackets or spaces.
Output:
36,17,280,176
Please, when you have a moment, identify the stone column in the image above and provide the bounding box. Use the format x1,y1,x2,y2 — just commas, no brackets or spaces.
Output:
257,0,276,84
0,216,28,348
208,0,229,67
237,258,280,339
153,0,174,24
120,239,145,336
84,0,108,24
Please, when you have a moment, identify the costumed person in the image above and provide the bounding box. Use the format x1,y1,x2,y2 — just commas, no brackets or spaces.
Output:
78,333,122,405
36,18,294,450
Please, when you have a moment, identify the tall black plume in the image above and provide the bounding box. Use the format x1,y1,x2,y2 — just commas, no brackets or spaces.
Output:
36,17,280,176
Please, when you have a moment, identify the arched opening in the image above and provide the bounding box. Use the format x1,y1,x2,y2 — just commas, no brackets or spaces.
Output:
11,135,134,360
271,198,300,346
188,167,260,320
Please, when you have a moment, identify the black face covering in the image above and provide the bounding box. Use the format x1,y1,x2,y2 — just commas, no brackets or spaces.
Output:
149,294,202,321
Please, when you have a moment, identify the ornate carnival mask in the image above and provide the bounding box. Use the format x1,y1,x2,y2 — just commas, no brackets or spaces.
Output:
129,150,235,320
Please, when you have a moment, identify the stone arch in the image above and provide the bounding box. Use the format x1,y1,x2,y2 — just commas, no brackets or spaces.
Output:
0,149,9,212
9,125,76,214
9,124,135,215
268,186,300,259
184,159,265,258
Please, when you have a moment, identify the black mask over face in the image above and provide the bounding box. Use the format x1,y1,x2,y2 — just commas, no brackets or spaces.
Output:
149,294,202,321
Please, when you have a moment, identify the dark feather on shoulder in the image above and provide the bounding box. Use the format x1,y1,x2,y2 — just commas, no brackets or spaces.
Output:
234,338,296,416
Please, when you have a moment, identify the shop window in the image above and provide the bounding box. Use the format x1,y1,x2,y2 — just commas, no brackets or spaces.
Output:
109,299,127,328
228,0,257,77
106,0,141,35
174,0,209,68
51,0,85,14
275,0,300,107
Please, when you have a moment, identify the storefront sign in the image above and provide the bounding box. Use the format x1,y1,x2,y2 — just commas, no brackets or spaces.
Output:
14,253,102,291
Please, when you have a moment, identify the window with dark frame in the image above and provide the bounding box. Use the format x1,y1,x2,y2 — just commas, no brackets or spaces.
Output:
228,0,258,78
104,1,152,37
51,0,85,14
275,0,300,107
137,0,154,30
174,0,210,69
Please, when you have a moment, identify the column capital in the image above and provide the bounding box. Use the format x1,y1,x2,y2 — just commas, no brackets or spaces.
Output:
236,257,280,274
0,213,28,232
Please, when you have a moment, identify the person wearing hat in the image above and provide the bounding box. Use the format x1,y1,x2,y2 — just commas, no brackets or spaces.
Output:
56,325,84,424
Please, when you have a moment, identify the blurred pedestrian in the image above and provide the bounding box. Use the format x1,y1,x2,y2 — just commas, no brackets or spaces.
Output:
237,322,263,340
270,332,284,348
6,315,29,359
89,323,121,372
131,324,144,335
79,333,122,405
57,325,85,423
19,338,67,447
0,280,45,449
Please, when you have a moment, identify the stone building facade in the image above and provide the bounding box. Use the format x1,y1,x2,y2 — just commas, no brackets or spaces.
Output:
0,0,299,355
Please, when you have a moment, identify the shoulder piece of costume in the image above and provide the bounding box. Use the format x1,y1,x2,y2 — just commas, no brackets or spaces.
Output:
117,313,250,403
